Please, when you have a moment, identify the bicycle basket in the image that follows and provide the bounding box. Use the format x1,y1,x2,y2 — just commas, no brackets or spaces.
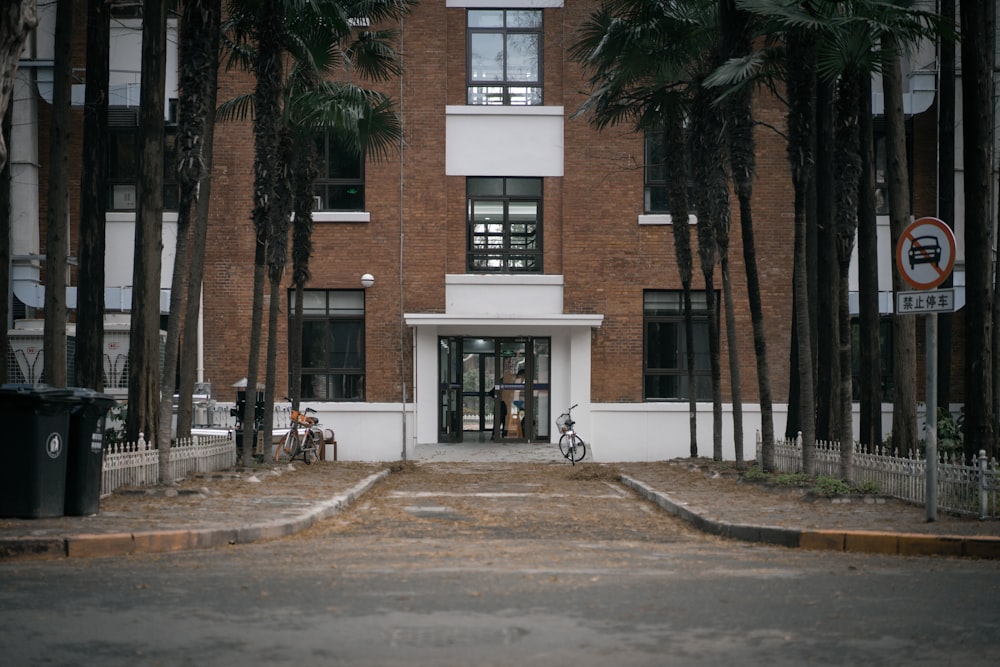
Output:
556,414,569,433
291,409,319,426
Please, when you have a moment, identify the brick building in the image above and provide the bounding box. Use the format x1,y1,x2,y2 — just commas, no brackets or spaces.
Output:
7,1,977,461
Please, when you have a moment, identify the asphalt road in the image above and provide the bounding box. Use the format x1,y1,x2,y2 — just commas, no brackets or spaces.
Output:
2,463,999,666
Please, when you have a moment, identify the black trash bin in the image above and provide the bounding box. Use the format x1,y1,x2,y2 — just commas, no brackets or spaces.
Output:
0,384,76,518
64,388,117,516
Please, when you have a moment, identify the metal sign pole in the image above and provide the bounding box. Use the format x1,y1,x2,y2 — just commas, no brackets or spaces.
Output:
925,312,938,522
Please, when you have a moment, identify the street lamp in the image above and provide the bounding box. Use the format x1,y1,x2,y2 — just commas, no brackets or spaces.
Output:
361,273,375,288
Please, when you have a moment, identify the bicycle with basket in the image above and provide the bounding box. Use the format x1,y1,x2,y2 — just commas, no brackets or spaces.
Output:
274,405,323,465
556,404,586,464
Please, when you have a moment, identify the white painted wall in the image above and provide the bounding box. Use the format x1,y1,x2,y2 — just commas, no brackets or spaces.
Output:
302,402,413,462
445,106,564,176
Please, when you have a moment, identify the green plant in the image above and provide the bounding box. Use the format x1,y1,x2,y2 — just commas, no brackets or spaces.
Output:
935,407,964,454
773,472,811,487
854,480,880,495
743,465,768,481
812,476,853,497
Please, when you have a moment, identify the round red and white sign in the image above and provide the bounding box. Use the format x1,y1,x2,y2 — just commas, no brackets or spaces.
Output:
895,217,956,290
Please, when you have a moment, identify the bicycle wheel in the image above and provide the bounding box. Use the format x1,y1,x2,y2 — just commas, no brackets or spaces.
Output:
568,434,586,463
280,429,301,462
275,430,294,462
302,432,320,465
558,433,572,459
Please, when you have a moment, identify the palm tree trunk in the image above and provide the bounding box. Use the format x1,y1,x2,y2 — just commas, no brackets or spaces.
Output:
936,0,956,412
662,113,697,458
0,109,10,383
43,0,73,389
75,0,110,392
128,0,167,447
721,257,743,468
289,133,318,409
857,74,882,452
691,84,723,461
882,34,918,458
814,80,838,441
176,0,220,440
243,0,284,466
720,0,773,470
786,29,817,475
959,0,997,460
834,71,863,482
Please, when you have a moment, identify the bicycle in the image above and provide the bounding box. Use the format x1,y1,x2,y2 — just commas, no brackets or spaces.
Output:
556,404,586,465
274,405,322,465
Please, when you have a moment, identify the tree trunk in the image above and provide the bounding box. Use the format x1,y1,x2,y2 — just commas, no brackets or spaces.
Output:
814,80,838,442
857,74,882,452
127,0,167,448
42,0,73,389
0,108,10,383
0,0,37,171
721,257,743,468
722,61,774,469
242,0,284,466
75,0,111,392
157,0,220,473
959,0,996,460
176,0,220,439
691,84,723,462
662,112,697,458
936,0,955,412
786,30,816,475
289,132,318,409
261,130,294,458
882,35,918,458
834,71,862,482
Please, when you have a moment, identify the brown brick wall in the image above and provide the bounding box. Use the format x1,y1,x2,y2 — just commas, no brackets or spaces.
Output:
30,0,961,411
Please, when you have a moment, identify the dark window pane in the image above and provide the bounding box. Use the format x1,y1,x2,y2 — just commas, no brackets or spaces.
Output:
467,9,542,106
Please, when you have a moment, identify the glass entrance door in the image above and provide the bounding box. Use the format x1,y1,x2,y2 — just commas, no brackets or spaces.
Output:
438,336,550,443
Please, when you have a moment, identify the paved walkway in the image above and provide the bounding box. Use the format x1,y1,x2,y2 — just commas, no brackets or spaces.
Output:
1,442,997,561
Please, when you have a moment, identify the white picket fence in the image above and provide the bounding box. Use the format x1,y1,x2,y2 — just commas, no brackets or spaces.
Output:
101,432,237,498
759,433,1000,519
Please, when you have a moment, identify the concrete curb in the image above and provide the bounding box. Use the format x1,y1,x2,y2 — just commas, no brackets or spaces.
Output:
621,475,1000,560
0,470,390,561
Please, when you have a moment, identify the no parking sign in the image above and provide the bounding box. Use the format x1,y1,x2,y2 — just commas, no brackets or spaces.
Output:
895,216,956,290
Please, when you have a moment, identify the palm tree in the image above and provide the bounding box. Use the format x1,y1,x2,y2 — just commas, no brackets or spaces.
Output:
223,0,412,459
175,0,222,440
959,0,996,461
690,79,726,462
156,0,222,471
716,0,774,470
570,0,717,459
43,0,73,389
127,0,168,447
736,0,947,473
75,0,112,392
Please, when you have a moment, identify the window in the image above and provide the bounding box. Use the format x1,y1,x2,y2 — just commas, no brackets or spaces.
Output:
106,107,178,211
314,133,364,211
851,317,894,402
292,290,365,401
467,177,542,273
644,290,712,400
467,9,542,105
644,127,694,216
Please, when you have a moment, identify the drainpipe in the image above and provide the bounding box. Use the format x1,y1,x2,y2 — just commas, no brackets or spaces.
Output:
398,14,407,461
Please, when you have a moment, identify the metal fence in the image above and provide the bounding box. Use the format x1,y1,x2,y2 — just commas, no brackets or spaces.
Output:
101,432,237,498
758,433,1000,519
